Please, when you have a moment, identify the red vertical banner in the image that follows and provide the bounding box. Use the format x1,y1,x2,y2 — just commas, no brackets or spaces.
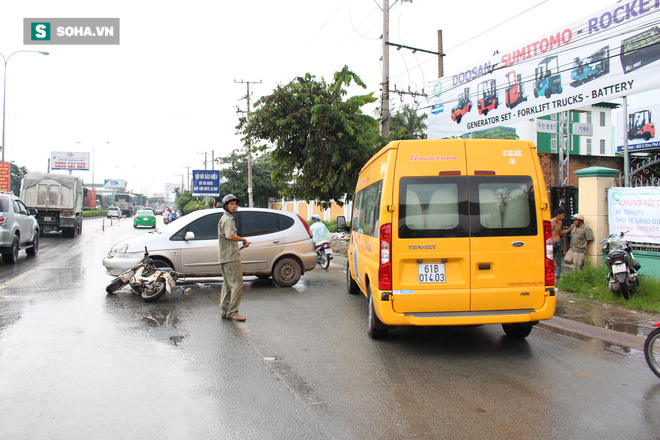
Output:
0,162,11,193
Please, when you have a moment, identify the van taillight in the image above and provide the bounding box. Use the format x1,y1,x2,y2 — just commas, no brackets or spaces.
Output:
544,220,554,286
379,223,392,291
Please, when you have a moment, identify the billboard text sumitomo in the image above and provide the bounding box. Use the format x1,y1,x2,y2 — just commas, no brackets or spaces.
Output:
425,0,660,138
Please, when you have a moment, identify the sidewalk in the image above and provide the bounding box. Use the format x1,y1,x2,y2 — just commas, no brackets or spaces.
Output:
330,254,659,350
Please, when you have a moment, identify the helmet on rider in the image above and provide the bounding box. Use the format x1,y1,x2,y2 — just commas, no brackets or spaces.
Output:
311,214,321,222
222,194,240,210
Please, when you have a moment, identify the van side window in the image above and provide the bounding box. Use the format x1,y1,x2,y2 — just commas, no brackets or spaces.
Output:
353,181,382,237
399,177,469,239
469,176,537,237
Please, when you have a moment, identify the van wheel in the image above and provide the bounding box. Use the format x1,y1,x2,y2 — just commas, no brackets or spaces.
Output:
502,323,534,338
273,257,301,287
347,263,360,295
367,286,389,339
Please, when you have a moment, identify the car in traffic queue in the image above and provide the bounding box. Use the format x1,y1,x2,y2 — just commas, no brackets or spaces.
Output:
133,209,156,229
0,193,40,264
107,206,121,219
103,207,317,287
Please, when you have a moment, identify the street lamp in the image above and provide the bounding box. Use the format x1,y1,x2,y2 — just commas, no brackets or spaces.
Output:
77,141,110,188
1,50,49,162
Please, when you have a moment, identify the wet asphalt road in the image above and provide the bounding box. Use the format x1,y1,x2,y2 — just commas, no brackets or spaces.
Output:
1,216,659,440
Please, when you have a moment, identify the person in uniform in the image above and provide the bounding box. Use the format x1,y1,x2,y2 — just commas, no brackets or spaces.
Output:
217,194,250,321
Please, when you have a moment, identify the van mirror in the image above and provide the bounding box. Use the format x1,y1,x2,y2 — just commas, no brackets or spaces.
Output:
29,208,38,217
337,216,350,232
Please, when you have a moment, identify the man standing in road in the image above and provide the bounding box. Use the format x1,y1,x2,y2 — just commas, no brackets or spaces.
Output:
218,194,250,321
551,209,571,280
563,213,594,271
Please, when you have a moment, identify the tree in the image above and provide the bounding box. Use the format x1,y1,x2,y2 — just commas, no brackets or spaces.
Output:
470,129,519,140
10,162,29,195
388,104,427,140
216,150,281,208
240,66,380,207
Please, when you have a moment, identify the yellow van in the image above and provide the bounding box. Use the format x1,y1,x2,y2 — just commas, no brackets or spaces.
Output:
340,139,556,339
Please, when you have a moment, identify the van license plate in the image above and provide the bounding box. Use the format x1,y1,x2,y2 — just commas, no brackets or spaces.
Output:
612,263,626,274
418,263,445,283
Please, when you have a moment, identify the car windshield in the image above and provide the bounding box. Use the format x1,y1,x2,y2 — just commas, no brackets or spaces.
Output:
137,210,153,216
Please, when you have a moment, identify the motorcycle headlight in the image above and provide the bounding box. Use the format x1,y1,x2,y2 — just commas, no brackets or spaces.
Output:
111,244,129,253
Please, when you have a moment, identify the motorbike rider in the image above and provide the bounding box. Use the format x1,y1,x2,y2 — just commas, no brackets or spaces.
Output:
217,194,249,322
310,214,332,251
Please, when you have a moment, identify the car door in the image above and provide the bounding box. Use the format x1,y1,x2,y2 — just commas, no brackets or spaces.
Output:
13,200,33,245
179,212,223,275
235,211,285,272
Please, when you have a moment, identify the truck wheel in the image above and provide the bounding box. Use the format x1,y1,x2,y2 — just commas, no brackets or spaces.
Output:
2,237,19,264
26,233,39,256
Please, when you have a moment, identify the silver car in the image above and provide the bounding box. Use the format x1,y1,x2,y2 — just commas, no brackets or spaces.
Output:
0,193,39,264
103,207,317,287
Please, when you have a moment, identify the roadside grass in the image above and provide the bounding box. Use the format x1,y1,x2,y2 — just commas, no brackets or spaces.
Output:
557,265,660,313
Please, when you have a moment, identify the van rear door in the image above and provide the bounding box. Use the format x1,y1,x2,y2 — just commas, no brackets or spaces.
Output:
390,140,471,313
466,141,547,311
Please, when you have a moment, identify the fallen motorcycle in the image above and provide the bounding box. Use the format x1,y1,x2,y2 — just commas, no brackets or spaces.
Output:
316,241,333,270
106,247,178,302
601,231,641,300
644,321,660,379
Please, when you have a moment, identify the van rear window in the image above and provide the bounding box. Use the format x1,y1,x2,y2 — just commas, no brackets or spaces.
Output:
469,176,537,237
398,176,537,238
399,177,469,238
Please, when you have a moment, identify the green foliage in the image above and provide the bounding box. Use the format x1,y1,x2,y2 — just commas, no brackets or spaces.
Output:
216,150,280,207
83,210,106,218
470,129,520,140
387,104,427,140
10,162,29,196
174,189,194,213
240,66,380,208
183,199,212,214
557,265,660,313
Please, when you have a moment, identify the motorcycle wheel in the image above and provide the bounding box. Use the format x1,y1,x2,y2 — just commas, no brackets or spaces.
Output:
106,277,127,294
644,328,660,379
318,250,330,270
620,281,630,300
140,280,167,303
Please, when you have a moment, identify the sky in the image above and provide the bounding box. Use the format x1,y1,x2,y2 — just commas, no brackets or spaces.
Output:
2,0,657,197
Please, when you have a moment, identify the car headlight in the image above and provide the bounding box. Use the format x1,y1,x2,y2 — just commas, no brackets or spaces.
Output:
111,244,129,253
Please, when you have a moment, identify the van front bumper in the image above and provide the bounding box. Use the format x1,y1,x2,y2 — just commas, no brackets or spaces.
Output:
375,287,557,327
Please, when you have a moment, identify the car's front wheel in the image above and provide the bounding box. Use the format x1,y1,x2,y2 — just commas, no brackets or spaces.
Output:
26,233,39,256
272,257,302,287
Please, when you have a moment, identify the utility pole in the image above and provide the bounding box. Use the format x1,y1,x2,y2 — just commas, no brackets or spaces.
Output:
381,0,390,138
235,79,261,207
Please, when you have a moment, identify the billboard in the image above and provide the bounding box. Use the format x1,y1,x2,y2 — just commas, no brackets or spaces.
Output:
51,151,90,170
191,170,220,197
164,183,183,194
608,187,660,244
426,1,660,138
104,179,126,190
616,103,660,152
0,162,10,193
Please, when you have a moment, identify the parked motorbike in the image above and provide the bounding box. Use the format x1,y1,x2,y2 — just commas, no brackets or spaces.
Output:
106,247,178,302
316,241,333,270
645,321,660,379
601,231,641,300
